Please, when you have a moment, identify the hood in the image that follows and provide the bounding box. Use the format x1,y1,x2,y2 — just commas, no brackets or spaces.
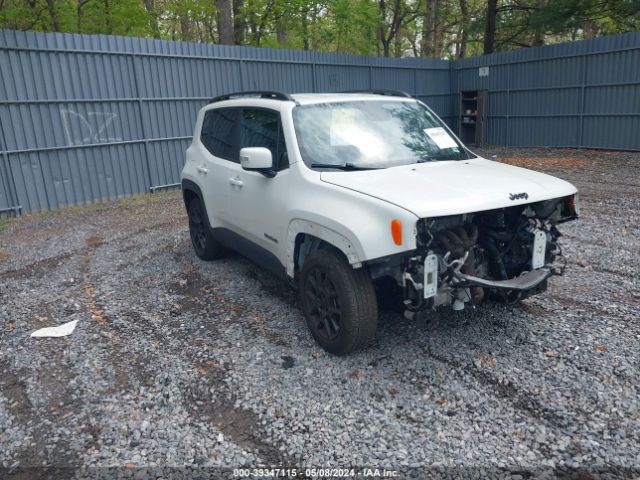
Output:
320,158,577,218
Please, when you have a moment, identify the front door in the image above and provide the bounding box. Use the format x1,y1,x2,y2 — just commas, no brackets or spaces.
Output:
230,107,290,258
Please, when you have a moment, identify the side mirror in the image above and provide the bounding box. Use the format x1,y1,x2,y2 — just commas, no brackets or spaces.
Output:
240,147,275,177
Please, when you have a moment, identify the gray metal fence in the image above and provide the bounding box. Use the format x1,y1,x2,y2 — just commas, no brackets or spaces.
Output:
0,29,452,214
0,29,638,215
454,32,640,149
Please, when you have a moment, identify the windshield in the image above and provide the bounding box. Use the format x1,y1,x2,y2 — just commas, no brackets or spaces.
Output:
293,100,472,170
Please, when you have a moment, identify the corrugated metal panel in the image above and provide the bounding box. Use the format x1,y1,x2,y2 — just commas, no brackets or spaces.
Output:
9,143,149,212
583,116,640,150
453,32,640,150
148,138,192,189
508,117,580,147
315,65,371,92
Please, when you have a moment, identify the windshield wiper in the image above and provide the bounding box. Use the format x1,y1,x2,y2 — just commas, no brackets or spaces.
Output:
310,162,380,170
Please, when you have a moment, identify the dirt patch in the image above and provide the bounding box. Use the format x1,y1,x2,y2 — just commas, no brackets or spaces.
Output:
498,154,597,170
183,363,286,466
1,252,73,280
0,360,33,425
85,234,104,248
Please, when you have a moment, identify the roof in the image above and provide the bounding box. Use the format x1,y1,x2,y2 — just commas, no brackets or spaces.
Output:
291,93,415,106
209,90,411,105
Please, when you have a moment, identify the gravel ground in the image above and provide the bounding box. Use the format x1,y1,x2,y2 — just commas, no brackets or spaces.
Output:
0,148,638,479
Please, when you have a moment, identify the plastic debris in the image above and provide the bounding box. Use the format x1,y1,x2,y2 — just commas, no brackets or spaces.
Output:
31,320,78,338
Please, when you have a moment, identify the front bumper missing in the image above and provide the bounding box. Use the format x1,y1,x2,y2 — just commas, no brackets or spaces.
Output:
456,268,551,291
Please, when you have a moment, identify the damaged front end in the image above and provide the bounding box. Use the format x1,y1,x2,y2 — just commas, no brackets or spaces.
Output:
400,194,579,312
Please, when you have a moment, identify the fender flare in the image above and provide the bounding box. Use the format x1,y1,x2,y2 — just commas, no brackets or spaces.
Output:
286,219,363,277
181,179,203,208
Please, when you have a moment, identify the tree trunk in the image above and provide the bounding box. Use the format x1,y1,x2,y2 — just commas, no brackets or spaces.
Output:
77,0,84,32
583,19,599,39
393,32,403,57
104,0,111,34
377,0,386,56
77,0,96,32
142,0,161,38
458,0,468,58
532,0,545,46
216,0,234,44
434,21,445,57
46,0,59,30
301,11,309,50
180,12,192,41
483,0,498,54
421,0,437,57
276,17,287,45
233,0,245,44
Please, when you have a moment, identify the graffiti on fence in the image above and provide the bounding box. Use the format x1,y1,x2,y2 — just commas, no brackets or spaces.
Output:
60,109,122,146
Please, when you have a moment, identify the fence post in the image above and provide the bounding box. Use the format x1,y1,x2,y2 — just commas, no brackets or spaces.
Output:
239,59,246,90
129,56,154,192
578,54,588,148
506,63,511,147
312,62,317,92
0,115,21,216
449,61,456,133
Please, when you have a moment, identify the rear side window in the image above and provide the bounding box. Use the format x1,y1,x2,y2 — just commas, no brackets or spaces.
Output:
200,108,239,161
240,109,288,170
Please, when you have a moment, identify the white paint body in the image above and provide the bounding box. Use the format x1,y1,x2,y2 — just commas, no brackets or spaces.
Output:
181,93,577,278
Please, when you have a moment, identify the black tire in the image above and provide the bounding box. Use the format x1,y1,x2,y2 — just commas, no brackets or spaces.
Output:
299,249,378,355
187,197,224,261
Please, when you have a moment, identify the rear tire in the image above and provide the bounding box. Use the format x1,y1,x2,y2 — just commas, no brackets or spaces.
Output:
187,197,224,261
299,250,378,355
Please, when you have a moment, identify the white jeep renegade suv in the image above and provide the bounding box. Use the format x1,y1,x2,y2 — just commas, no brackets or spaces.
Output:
181,91,578,355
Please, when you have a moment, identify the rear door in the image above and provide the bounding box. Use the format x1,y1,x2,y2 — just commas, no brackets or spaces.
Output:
199,107,242,230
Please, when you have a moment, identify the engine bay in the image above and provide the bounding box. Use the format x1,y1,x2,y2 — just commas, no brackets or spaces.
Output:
397,194,579,311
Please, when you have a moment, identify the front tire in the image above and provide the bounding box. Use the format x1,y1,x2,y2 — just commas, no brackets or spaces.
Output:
187,197,224,261
300,250,378,355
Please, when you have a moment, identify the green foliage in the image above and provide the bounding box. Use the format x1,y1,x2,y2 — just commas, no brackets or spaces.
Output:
0,0,638,58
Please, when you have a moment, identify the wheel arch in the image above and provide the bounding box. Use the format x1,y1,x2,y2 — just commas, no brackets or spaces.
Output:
287,219,363,278
181,179,203,210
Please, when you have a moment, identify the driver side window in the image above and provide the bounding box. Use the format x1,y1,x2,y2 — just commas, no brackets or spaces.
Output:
240,109,288,171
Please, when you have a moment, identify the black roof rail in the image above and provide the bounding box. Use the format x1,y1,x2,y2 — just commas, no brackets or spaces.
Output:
209,91,297,103
339,89,413,98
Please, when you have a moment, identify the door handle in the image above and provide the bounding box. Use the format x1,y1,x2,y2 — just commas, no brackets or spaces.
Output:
196,166,208,174
229,177,244,188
